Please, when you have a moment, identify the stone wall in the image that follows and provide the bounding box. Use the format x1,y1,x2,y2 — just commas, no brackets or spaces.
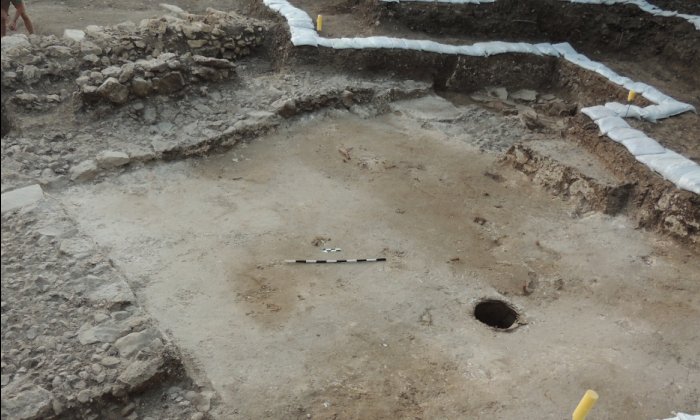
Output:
1,8,268,107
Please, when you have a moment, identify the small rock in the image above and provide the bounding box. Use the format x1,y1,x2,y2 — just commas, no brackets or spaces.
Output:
131,77,153,97
80,40,102,55
195,391,214,412
137,58,168,73
97,77,129,104
52,398,64,416
272,98,296,118
121,402,136,416
118,355,164,389
63,29,85,42
90,363,103,374
191,66,222,82
21,65,40,84
46,45,73,58
77,389,91,403
100,356,121,367
88,282,135,305
1,385,53,420
94,371,106,383
192,55,234,69
114,328,160,358
26,326,38,340
341,90,354,108
187,39,208,49
69,160,98,181
132,101,145,112
1,184,44,215
153,72,184,94
1,34,30,50
82,54,100,65
488,87,508,101
510,89,538,102
157,121,174,133
77,323,123,345
95,151,130,169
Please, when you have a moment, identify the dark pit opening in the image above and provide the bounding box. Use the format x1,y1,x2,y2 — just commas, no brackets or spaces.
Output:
474,299,518,329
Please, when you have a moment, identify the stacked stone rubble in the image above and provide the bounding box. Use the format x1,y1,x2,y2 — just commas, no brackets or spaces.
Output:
1,9,268,107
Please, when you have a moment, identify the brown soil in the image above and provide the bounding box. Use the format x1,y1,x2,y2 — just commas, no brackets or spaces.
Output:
375,0,699,72
650,0,700,14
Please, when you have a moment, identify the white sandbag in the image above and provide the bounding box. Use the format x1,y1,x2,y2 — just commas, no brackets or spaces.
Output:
581,105,619,121
592,64,621,81
316,36,340,48
677,168,700,195
596,116,630,134
661,412,700,420
664,164,700,190
389,38,410,50
316,37,337,48
552,42,577,56
433,43,460,54
402,39,422,51
535,43,559,56
414,39,440,52
620,136,666,156
417,39,440,53
623,81,651,95
511,42,540,55
607,127,647,142
352,38,376,49
640,86,673,104
480,41,511,55
607,74,632,86
290,28,318,46
643,102,697,121
288,18,315,29
636,150,698,187
605,102,644,119
456,44,487,56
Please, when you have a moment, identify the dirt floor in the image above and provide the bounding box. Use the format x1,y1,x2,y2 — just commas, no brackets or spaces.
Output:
12,0,250,37
58,97,700,419
2,0,700,419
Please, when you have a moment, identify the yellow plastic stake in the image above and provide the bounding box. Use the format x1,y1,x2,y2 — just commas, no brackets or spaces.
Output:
317,14,323,32
625,89,637,117
572,390,599,420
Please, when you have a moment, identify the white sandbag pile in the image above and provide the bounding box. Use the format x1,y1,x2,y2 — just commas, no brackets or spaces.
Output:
263,0,700,195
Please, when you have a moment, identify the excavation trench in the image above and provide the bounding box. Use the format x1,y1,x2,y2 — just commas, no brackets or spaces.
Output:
58,95,700,418
274,45,699,243
2,2,700,419
283,0,699,87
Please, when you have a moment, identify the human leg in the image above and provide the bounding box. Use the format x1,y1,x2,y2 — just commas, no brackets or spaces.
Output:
1,0,10,37
11,0,32,34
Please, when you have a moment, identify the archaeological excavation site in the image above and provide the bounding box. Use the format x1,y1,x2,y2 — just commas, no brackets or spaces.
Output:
1,0,699,418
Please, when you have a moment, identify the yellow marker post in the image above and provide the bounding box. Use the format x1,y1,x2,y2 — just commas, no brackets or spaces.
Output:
572,390,599,420
317,14,323,32
625,89,636,117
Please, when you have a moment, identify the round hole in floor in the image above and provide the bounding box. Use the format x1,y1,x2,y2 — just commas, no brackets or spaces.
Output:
474,299,518,330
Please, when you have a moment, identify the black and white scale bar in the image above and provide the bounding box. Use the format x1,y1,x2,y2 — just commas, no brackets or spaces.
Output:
285,258,386,264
